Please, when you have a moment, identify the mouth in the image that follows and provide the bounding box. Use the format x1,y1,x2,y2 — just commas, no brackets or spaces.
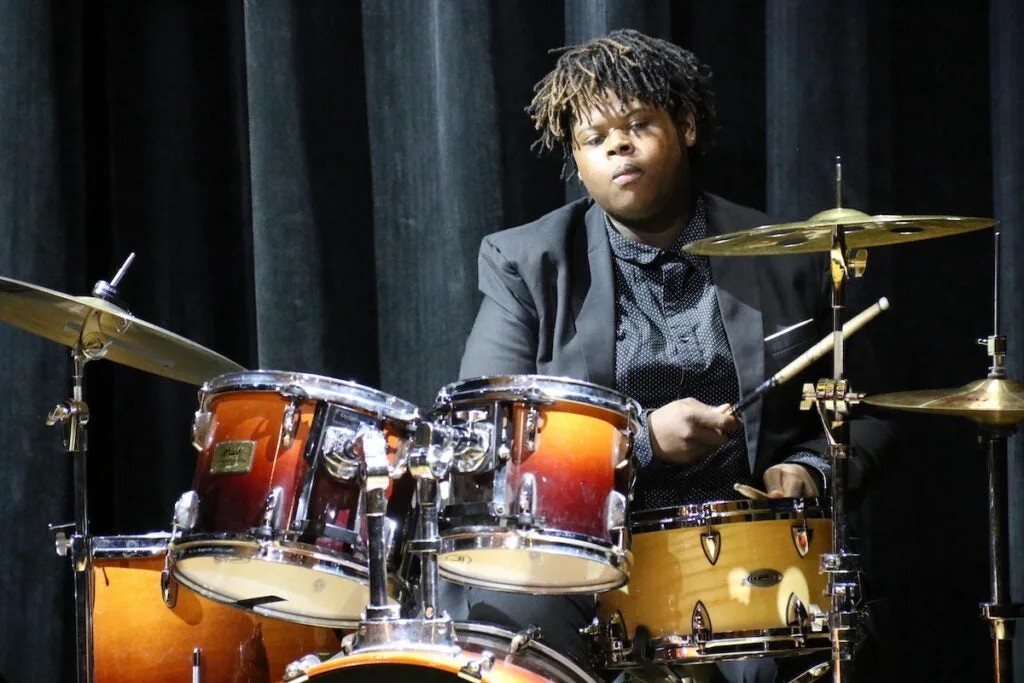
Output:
612,164,643,186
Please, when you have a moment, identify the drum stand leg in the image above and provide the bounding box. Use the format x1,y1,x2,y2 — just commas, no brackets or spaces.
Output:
47,348,94,683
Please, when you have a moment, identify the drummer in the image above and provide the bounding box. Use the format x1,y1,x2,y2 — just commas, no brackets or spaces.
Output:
439,28,895,682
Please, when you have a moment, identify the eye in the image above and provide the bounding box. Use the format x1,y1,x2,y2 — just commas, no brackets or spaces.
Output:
584,135,605,146
629,120,649,132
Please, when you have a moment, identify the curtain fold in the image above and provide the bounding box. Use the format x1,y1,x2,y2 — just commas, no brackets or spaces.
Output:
0,2,71,681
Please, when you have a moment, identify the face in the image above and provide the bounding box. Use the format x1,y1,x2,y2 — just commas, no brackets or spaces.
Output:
570,92,695,225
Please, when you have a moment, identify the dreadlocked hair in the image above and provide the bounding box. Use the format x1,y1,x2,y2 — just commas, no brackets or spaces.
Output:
527,28,716,177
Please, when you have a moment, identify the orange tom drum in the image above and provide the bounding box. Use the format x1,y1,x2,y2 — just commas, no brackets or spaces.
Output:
280,622,601,682
432,375,640,594
92,534,339,683
169,371,419,628
593,498,832,671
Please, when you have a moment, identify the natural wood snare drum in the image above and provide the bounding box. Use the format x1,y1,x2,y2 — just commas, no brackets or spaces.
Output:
594,498,832,669
281,622,601,682
92,534,338,683
432,375,640,594
170,371,418,627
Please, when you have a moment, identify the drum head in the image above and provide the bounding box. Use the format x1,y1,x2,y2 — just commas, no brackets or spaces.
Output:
438,545,627,593
172,540,400,627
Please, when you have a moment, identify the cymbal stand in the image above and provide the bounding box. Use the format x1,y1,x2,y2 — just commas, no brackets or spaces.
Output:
800,158,868,683
46,254,136,683
977,231,1021,683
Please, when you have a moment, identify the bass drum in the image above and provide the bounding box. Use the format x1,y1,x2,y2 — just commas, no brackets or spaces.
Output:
92,534,340,683
285,622,601,682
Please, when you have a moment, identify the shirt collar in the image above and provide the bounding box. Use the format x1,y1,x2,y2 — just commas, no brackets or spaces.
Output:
605,196,708,265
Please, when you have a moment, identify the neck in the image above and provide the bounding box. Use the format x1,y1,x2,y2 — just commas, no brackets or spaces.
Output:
608,191,694,249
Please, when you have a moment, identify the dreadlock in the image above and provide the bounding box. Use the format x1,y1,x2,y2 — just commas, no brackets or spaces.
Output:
527,29,716,176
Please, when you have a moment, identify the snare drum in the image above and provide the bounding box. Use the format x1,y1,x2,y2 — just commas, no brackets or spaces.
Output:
432,375,640,594
170,371,419,627
595,499,831,669
92,534,338,683
283,622,601,682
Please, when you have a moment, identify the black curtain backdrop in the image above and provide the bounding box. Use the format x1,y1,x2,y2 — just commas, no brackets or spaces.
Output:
0,2,1020,681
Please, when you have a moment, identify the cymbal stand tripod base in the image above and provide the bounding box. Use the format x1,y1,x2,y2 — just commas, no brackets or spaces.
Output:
47,348,94,683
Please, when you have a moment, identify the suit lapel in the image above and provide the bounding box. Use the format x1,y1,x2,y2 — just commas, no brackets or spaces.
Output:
571,203,616,389
704,194,765,471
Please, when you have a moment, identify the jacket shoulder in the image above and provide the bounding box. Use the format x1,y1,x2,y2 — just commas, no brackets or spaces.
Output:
481,198,593,262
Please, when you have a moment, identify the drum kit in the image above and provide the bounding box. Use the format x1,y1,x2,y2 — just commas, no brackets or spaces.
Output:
1,171,1021,683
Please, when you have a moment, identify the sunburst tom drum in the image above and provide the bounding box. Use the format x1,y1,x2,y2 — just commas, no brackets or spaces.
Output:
169,370,419,628
431,375,640,594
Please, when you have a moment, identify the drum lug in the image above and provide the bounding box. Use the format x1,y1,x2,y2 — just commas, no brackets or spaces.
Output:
787,593,810,634
160,563,179,608
523,406,541,453
458,650,495,681
283,653,324,682
172,490,199,532
516,473,537,524
191,410,212,451
280,398,302,449
791,521,813,557
605,490,627,534
691,601,713,646
254,486,284,535
700,529,721,566
509,624,543,653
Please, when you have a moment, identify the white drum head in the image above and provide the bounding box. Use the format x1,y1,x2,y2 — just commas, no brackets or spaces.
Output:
173,555,392,627
438,546,626,593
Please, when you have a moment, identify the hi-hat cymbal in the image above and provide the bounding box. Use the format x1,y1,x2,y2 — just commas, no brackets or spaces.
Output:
863,378,1024,427
0,275,245,386
684,207,997,256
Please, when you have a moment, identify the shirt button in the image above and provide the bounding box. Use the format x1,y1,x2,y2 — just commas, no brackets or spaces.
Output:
616,328,626,341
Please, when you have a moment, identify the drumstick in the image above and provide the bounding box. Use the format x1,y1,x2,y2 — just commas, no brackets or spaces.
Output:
730,297,890,416
734,482,771,500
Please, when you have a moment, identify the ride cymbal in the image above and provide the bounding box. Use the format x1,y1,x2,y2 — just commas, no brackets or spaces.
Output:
0,275,245,386
863,378,1024,427
684,208,997,256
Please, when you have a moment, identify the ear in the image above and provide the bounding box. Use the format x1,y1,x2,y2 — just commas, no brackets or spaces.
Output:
679,110,697,148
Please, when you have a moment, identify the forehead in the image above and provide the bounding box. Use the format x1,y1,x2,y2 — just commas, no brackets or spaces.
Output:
571,91,660,131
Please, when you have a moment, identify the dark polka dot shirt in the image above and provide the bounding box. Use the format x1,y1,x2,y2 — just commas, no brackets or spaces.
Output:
606,197,753,510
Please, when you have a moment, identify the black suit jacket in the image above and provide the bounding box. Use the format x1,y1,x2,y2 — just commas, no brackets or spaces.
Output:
459,193,894,497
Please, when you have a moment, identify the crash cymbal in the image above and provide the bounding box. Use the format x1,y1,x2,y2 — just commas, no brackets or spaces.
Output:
683,207,997,256
0,275,245,386
863,378,1024,427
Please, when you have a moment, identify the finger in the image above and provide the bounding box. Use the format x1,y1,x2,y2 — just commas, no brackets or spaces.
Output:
691,408,740,433
782,471,804,497
763,467,783,496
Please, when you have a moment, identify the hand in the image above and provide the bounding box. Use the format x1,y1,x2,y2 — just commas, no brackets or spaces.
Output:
763,463,820,498
648,398,741,465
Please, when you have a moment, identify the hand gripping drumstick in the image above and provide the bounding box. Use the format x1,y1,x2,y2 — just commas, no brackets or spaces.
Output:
729,297,890,416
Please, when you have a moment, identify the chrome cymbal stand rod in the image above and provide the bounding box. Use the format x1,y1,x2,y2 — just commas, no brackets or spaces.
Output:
802,156,867,683
978,231,1021,683
47,346,93,683
46,255,136,683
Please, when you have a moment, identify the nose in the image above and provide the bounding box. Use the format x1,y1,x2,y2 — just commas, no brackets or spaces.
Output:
605,130,634,157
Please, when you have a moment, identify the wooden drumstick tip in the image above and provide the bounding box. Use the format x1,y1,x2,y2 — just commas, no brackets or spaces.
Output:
733,482,770,500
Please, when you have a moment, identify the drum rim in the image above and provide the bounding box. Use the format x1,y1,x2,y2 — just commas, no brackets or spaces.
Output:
169,536,407,628
303,621,602,682
437,528,631,594
436,374,641,416
91,532,171,558
201,370,420,423
630,497,829,531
